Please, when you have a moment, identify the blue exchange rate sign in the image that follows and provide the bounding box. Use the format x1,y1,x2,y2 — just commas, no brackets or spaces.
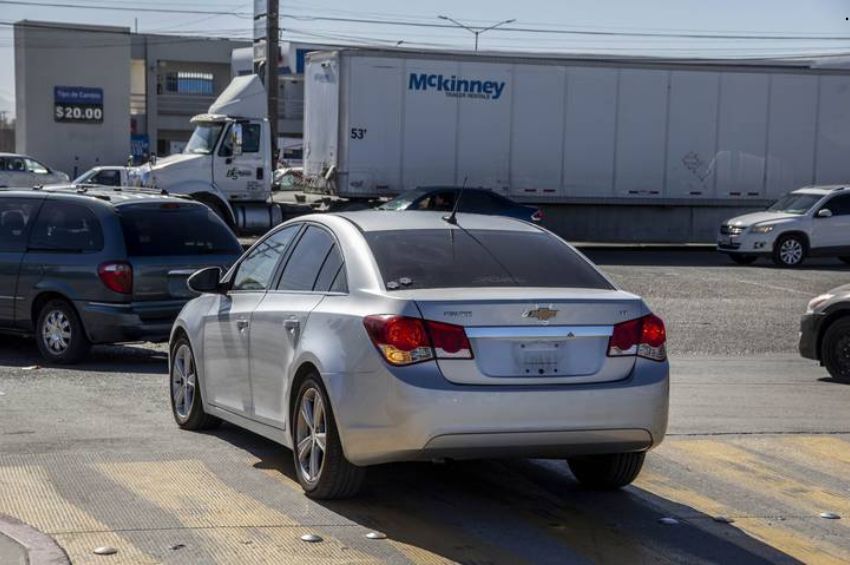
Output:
54,86,104,124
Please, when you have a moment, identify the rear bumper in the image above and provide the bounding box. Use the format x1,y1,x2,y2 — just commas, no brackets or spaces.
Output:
76,299,187,344
799,312,825,361
324,358,669,466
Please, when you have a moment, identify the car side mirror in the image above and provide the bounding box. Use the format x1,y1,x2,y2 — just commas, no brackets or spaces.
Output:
817,208,833,218
188,267,225,294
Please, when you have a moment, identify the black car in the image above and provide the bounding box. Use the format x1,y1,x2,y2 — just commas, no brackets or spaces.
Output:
378,187,543,223
0,187,242,363
800,284,850,383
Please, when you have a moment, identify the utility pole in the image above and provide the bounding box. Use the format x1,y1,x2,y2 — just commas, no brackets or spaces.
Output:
254,0,279,162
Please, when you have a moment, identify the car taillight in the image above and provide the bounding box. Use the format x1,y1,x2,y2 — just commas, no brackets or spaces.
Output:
363,315,473,366
608,314,666,361
425,320,473,359
98,261,133,295
531,209,544,222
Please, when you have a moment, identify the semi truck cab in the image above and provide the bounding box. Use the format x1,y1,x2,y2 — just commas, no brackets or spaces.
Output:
134,75,281,234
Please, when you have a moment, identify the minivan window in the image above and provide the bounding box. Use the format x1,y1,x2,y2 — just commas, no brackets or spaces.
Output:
278,226,335,291
365,229,613,290
29,201,103,252
231,225,299,291
0,198,40,252
119,205,242,257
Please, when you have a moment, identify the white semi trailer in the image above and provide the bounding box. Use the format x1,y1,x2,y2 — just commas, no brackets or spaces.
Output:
303,49,850,241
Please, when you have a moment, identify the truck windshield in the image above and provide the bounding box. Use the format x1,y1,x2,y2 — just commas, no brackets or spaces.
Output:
768,193,822,215
184,123,224,155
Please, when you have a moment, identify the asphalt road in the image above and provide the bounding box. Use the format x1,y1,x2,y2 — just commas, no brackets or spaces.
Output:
1,250,850,564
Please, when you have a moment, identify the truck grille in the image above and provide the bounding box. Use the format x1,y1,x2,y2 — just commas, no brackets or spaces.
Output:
720,224,745,235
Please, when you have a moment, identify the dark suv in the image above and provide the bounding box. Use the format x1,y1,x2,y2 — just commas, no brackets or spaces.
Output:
0,187,242,363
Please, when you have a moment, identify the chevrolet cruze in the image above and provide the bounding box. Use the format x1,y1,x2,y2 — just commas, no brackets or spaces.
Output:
170,211,669,499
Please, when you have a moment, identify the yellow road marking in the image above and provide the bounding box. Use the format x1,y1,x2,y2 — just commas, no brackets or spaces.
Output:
637,469,850,564
0,463,156,564
99,460,375,563
661,439,850,519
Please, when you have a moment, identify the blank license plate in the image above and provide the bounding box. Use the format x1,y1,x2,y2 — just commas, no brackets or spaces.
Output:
520,342,561,376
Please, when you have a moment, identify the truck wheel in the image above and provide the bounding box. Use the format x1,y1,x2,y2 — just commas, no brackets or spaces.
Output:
729,254,758,265
35,299,91,365
772,234,806,268
193,195,233,229
821,318,850,383
567,452,645,490
292,374,365,499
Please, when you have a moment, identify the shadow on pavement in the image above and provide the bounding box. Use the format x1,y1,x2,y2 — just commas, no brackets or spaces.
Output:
217,425,800,564
584,249,848,270
0,335,167,375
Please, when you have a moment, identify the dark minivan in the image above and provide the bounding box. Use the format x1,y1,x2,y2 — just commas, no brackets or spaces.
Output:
0,187,242,363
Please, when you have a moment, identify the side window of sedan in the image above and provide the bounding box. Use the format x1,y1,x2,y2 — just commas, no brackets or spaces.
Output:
277,226,335,291
313,244,346,293
231,225,299,291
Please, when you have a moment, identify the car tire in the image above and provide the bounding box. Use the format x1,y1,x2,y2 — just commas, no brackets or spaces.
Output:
292,374,365,499
772,234,806,268
729,254,758,265
821,318,850,384
567,452,646,490
35,299,91,365
170,335,221,430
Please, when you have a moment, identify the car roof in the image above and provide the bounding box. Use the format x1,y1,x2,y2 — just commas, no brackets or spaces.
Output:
0,185,196,207
0,152,29,158
334,210,540,233
792,185,849,195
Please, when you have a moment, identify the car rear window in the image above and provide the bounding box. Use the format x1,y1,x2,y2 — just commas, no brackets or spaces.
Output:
365,229,613,290
118,205,242,256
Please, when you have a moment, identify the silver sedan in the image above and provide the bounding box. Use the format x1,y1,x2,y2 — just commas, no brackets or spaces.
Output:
169,211,669,499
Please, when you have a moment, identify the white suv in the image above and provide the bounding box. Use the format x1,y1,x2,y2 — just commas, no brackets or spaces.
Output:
0,153,69,188
718,186,850,267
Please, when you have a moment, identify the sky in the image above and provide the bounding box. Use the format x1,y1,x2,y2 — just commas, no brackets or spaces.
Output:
2,0,850,117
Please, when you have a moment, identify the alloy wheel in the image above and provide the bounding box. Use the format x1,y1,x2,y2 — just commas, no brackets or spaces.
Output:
171,344,197,420
779,239,803,265
295,387,327,485
42,309,71,354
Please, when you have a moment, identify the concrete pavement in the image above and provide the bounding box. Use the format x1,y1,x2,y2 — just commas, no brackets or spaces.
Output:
1,344,849,563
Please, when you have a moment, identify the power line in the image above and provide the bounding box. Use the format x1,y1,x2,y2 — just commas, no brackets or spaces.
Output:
282,14,850,41
0,0,251,17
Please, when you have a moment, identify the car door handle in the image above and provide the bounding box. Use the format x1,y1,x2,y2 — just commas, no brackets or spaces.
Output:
236,319,250,330
284,318,300,331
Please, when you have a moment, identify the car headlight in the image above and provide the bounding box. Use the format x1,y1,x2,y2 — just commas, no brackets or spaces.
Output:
807,293,834,313
750,224,775,234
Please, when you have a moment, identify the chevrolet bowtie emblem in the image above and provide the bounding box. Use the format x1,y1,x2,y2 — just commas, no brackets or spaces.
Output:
523,307,559,322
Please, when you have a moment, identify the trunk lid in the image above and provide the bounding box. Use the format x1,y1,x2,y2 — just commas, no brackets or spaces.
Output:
407,288,647,386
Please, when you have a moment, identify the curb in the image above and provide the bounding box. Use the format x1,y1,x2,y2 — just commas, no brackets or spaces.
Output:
0,514,70,565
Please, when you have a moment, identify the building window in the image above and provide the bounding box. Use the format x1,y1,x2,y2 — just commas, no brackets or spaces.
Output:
163,71,214,96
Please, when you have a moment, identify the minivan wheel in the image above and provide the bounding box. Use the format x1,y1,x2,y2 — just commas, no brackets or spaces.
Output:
170,336,221,430
772,235,806,267
821,318,850,384
292,375,365,499
567,452,646,490
729,254,758,265
35,299,91,364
